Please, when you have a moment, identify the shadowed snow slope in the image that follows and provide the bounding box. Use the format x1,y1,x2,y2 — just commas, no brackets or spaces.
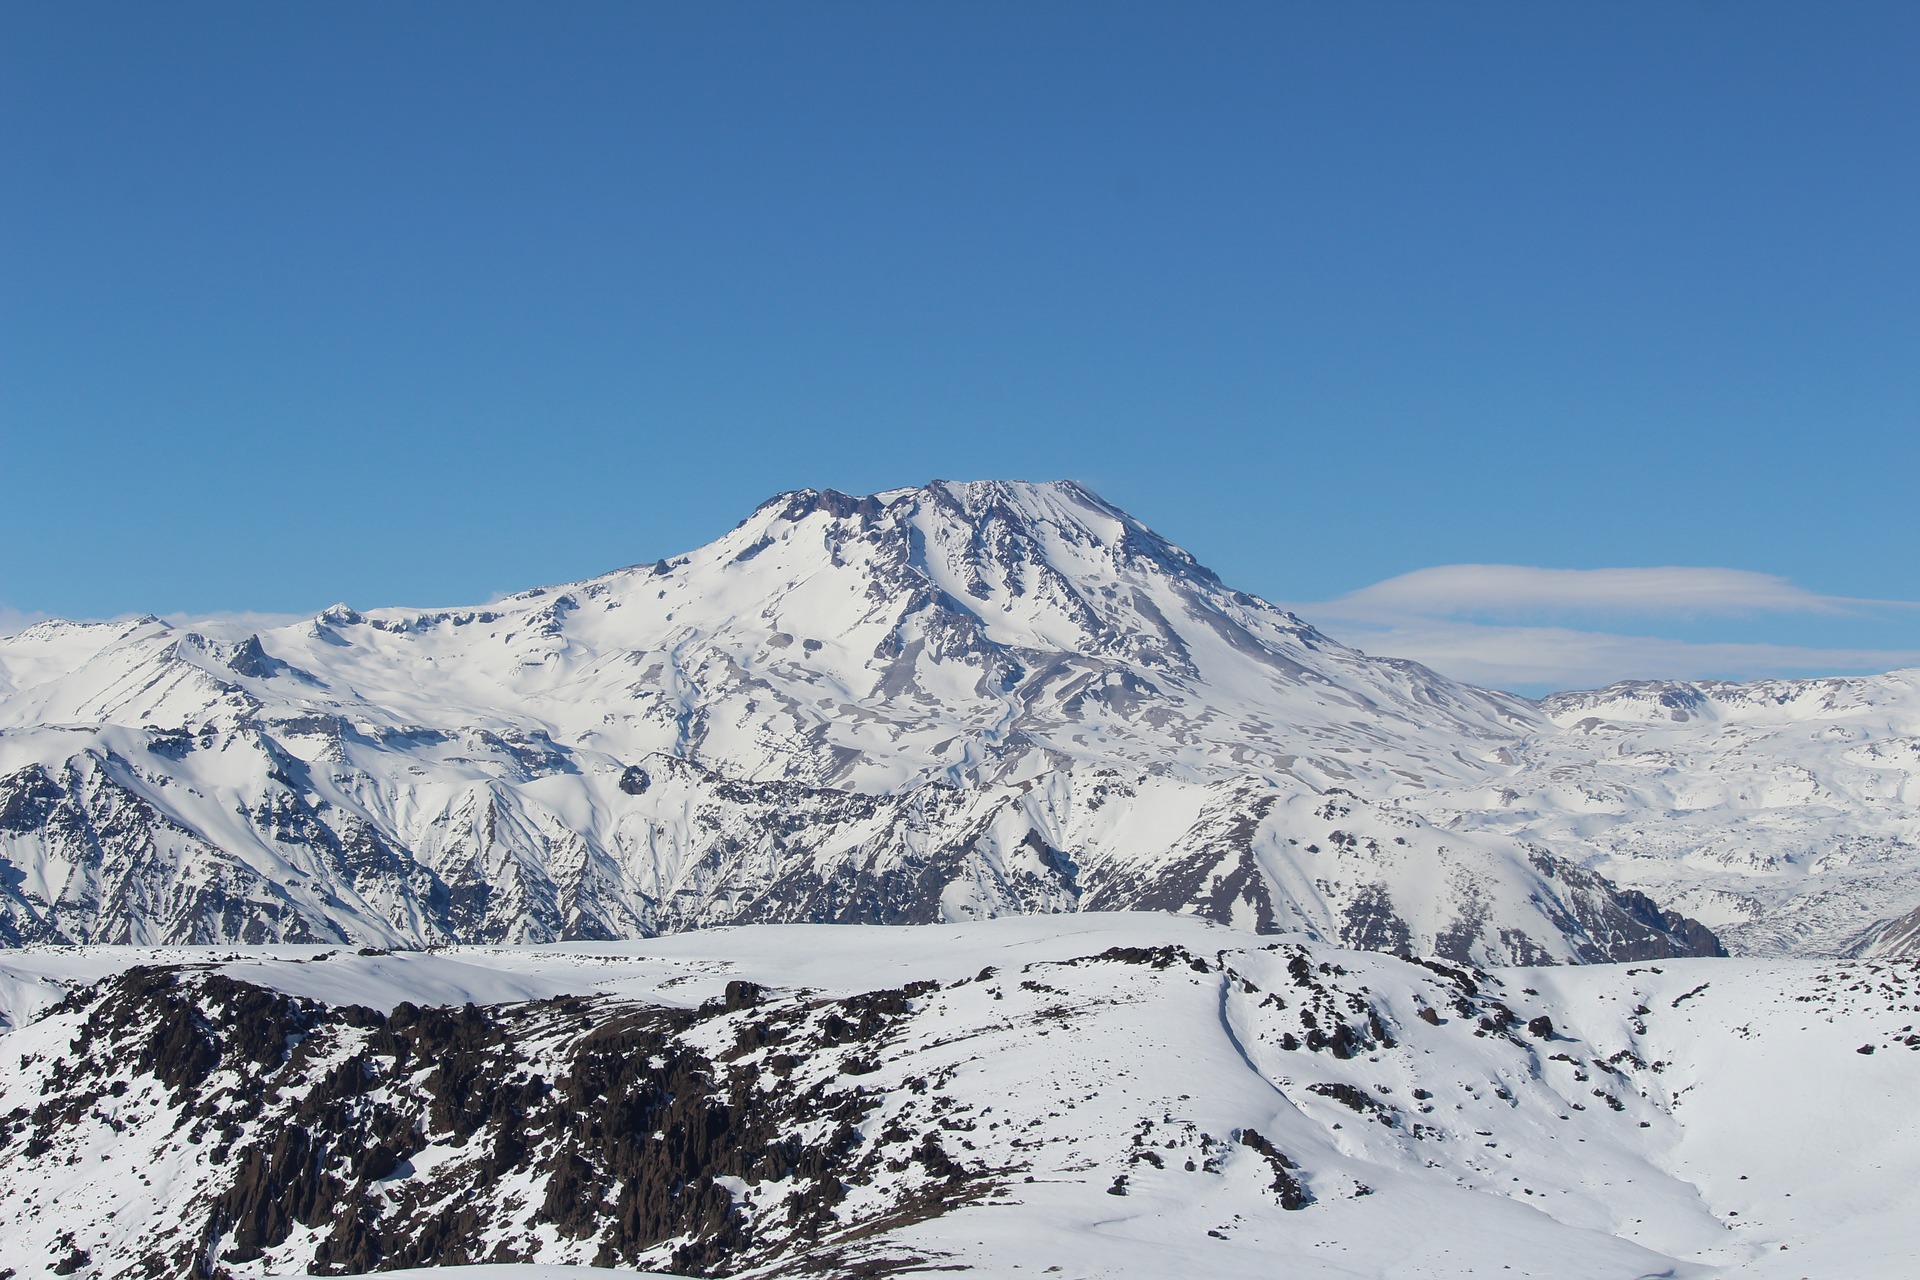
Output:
1,916,1916,1278
1,480,1914,957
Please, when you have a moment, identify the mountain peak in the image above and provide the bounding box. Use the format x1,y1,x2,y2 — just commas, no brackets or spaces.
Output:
733,479,1223,601
755,478,1115,534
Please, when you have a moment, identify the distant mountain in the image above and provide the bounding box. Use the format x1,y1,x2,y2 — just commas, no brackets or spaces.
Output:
1850,900,1920,958
0,479,1910,959
1453,671,1920,955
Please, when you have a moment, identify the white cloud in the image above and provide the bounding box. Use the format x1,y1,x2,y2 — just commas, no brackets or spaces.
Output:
1318,617,1920,693
157,609,312,632
1325,564,1899,621
0,605,49,638
1296,564,1920,693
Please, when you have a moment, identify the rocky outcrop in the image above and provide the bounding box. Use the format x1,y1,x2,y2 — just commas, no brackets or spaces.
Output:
3,967,982,1278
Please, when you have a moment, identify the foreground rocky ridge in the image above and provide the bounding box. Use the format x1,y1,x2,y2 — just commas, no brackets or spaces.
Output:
1,917,1915,1279
0,480,1913,958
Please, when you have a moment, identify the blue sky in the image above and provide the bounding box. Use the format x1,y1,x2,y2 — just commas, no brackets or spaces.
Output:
3,2,1916,693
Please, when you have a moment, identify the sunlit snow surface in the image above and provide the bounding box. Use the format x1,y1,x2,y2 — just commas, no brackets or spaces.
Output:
3,916,1916,1278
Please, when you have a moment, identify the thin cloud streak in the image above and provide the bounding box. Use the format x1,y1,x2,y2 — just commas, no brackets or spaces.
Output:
0,606,50,639
158,610,313,633
0,607,313,641
1322,564,1915,621
1294,563,1920,692
1318,618,1920,692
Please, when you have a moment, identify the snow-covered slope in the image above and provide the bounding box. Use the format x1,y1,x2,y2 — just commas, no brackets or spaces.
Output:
1430,673,1920,956
1850,900,1920,959
2,916,1916,1279
0,479,1911,957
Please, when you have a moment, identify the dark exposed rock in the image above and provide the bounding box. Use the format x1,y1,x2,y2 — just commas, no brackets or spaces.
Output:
1060,944,1210,972
722,979,767,1012
1238,1128,1311,1209
226,635,290,680
1088,796,1280,933
50,1243,90,1276
6,966,984,1279
1525,849,1726,962
1306,1082,1397,1126
1341,884,1413,955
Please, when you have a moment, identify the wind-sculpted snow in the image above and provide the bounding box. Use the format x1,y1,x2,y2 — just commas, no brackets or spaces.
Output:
1,916,1916,1278
0,480,1911,957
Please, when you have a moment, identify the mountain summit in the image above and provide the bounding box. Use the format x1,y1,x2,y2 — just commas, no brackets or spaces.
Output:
460,476,1535,794
0,481,1914,958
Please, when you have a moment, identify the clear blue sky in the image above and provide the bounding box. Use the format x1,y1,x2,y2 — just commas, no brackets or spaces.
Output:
3,2,1916,689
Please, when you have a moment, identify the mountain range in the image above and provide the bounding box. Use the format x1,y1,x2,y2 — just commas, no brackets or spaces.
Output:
2,479,1914,961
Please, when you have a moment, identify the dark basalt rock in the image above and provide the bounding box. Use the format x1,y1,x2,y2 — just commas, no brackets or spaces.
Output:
722,979,767,1011
1256,944,1397,1060
5,967,982,1279
1306,1082,1397,1126
1238,1128,1311,1209
1061,943,1210,972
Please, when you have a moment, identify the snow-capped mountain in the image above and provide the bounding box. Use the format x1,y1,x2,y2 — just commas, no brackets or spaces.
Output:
0,479,1912,959
2,917,1915,1279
